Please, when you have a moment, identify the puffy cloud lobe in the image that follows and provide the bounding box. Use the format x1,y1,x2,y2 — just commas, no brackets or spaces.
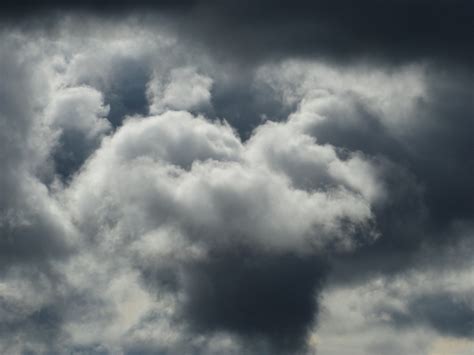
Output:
246,113,385,204
256,60,427,135
58,30,168,126
46,86,111,178
148,67,213,114
67,110,378,254
46,86,110,139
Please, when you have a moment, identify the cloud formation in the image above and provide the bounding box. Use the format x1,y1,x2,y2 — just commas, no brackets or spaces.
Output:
0,7,473,355
3,1,473,68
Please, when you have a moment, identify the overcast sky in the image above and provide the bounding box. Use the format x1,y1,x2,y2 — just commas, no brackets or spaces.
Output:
0,1,473,354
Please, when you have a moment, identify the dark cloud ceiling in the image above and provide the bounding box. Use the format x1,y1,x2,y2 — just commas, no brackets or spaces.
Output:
3,0,473,67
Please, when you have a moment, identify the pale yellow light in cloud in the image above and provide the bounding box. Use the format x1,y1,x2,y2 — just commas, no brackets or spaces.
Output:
429,337,474,355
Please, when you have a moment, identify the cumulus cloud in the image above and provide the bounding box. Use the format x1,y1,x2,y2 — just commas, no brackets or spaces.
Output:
67,109,379,254
46,86,110,138
0,26,384,352
52,108,380,351
0,10,473,355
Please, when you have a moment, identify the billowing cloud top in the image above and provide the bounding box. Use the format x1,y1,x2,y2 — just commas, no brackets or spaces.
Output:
0,5,473,355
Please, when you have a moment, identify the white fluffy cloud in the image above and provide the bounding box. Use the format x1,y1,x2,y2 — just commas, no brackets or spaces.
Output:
46,86,111,139
65,109,379,255
257,60,428,135
148,67,214,114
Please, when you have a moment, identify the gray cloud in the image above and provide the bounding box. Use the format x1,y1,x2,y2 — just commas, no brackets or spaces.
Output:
0,34,76,268
3,1,473,69
0,13,473,355
389,292,474,338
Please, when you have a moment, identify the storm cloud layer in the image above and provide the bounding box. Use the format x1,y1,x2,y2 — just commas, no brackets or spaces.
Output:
0,3,473,355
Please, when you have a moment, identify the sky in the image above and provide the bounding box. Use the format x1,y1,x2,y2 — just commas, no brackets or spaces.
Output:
0,1,473,354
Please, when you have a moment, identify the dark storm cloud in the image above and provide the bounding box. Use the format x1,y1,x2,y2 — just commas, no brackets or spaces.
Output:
2,0,473,68
179,0,474,67
135,249,328,354
136,250,329,353
0,0,194,16
326,66,473,246
180,250,328,352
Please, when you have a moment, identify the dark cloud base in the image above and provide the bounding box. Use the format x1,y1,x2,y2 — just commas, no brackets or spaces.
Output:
181,250,328,352
3,1,473,68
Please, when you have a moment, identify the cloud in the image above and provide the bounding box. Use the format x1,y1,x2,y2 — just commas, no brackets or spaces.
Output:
391,292,474,338
257,58,474,263
0,33,76,267
45,86,111,178
57,109,380,351
67,110,379,254
0,32,80,354
46,86,110,138
313,244,474,354
3,1,473,69
0,14,472,355
148,67,213,114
